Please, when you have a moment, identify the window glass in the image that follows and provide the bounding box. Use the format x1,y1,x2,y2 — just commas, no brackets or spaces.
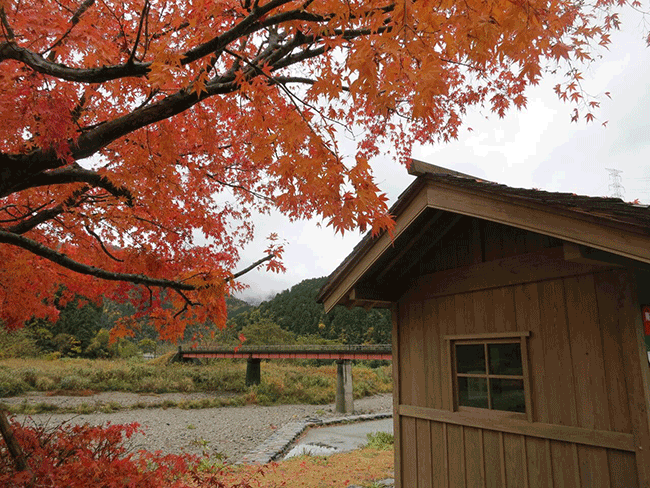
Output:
488,343,523,376
456,344,485,374
451,337,529,416
490,378,525,413
458,377,488,409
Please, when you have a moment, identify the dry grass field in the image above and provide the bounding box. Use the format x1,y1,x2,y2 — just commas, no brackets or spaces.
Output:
0,357,392,414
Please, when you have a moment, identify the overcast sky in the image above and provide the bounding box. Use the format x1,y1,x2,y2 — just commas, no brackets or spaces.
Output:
234,13,650,304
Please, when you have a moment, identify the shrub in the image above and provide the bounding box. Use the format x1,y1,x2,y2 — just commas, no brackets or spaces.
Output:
53,333,82,357
175,377,195,392
84,329,112,358
0,329,40,359
20,368,39,387
0,419,193,487
138,338,157,355
111,339,140,359
0,415,275,487
59,374,91,391
35,376,56,391
0,371,28,397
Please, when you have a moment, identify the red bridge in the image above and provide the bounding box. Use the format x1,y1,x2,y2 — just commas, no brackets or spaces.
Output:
175,344,392,414
176,344,392,361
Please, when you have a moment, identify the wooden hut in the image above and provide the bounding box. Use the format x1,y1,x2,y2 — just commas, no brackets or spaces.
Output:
317,160,650,488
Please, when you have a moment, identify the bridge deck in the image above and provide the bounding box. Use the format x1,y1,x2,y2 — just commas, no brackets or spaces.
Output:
178,344,392,361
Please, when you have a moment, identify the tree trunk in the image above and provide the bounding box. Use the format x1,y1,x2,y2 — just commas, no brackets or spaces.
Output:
0,408,28,472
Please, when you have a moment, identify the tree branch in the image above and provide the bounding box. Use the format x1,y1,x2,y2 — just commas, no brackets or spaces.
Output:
0,229,198,289
174,289,198,318
0,229,275,290
128,0,150,64
0,4,387,198
1,200,54,223
231,253,275,280
0,75,243,198
8,165,134,205
84,224,124,262
0,42,150,81
45,0,97,56
207,174,272,201
0,7,15,41
7,186,90,234
0,0,298,83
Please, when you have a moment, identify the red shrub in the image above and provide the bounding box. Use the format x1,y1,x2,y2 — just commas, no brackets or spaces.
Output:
0,419,212,487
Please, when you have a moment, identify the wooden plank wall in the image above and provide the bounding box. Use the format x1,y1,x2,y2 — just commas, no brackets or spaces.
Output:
416,219,562,277
396,268,641,488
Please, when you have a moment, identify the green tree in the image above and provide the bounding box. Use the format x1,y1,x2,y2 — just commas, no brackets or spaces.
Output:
85,329,111,358
138,338,157,356
230,277,392,344
52,333,81,357
240,312,296,345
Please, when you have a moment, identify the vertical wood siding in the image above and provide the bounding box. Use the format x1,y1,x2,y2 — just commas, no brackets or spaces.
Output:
396,267,642,487
418,219,563,277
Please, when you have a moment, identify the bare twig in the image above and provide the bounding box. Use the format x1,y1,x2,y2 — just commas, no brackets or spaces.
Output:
84,224,124,262
45,0,97,56
129,0,150,64
207,174,272,201
7,187,89,234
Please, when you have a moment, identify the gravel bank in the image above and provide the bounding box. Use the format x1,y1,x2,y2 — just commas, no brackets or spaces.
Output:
9,393,393,463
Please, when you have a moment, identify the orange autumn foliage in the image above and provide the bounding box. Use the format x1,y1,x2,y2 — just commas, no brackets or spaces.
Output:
0,418,268,487
0,0,635,338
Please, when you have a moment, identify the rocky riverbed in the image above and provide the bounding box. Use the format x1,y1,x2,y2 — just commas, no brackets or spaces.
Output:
7,392,393,463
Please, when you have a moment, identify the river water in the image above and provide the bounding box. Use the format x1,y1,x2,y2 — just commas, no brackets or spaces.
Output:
283,418,393,458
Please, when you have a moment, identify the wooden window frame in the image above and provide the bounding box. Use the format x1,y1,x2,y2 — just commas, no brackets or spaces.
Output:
445,332,532,422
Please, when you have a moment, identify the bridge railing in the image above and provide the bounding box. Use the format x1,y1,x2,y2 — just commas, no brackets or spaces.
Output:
178,344,392,355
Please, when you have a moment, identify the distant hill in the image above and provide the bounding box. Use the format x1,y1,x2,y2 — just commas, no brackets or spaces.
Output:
225,296,254,320
228,277,391,344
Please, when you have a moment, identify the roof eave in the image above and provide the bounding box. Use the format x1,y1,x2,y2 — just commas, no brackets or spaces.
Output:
318,176,650,312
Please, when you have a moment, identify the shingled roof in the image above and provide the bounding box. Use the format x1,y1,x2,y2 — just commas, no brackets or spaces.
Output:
317,160,650,309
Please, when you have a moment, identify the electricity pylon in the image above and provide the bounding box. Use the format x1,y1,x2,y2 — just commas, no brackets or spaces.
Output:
606,168,624,199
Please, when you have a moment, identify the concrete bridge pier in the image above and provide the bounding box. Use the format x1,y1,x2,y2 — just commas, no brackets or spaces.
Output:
335,359,354,414
246,358,261,386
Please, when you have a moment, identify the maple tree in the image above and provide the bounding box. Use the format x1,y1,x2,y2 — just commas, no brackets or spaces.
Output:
0,0,636,339
0,0,640,483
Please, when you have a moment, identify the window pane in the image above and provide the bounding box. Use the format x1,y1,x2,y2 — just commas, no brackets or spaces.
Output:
458,377,488,408
490,378,525,413
488,343,522,376
456,344,485,374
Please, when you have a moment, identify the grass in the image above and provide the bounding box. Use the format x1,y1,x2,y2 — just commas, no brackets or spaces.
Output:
189,430,395,488
1,395,248,415
365,431,394,450
0,357,392,413
193,446,394,488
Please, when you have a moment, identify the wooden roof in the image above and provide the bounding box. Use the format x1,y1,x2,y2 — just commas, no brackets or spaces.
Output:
317,160,650,312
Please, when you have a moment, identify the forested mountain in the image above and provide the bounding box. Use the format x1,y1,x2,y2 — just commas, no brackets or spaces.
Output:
228,277,391,345
16,279,388,357
225,297,255,320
